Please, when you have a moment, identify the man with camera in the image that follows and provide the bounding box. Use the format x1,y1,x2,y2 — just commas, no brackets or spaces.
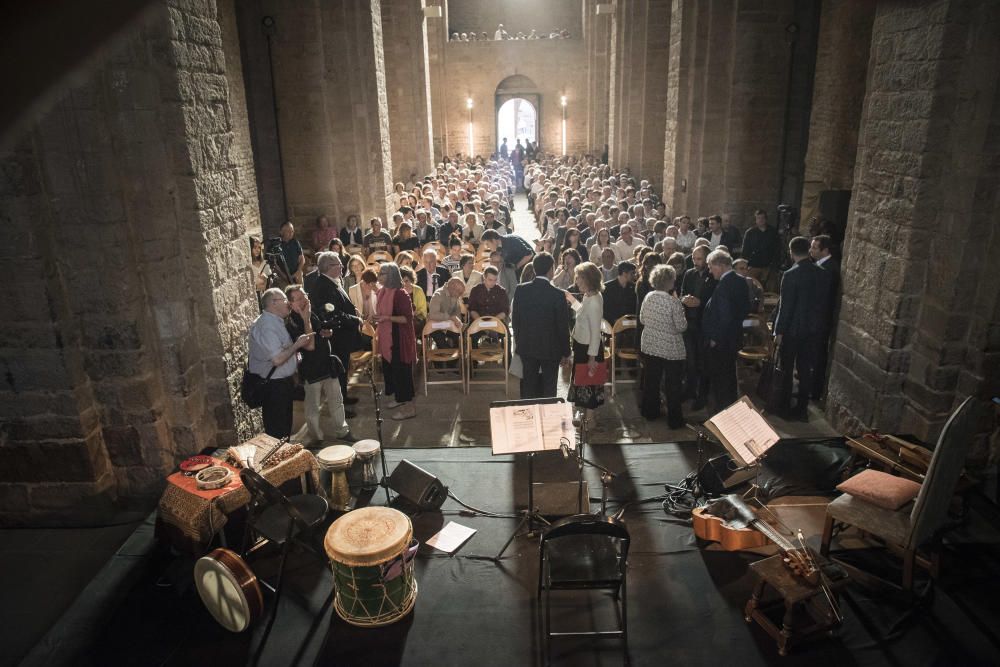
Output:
285,285,355,446
247,288,314,438
309,252,363,407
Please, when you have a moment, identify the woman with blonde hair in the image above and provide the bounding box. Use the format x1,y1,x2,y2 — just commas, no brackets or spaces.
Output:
566,262,606,425
639,265,687,427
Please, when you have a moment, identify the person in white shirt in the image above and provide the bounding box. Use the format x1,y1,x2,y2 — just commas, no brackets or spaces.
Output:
613,225,643,262
565,262,606,425
705,216,724,249
494,23,508,40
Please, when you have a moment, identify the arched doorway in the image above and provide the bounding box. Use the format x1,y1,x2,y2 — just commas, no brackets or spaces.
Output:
495,74,540,155
496,99,536,151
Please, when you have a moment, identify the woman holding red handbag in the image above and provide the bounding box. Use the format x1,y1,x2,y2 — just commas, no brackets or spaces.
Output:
566,262,606,427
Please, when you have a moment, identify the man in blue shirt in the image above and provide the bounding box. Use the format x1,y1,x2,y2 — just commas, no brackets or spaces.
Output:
248,287,313,437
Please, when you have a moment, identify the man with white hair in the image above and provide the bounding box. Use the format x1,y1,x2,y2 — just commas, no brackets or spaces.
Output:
247,287,314,437
416,248,451,297
310,252,363,407
701,249,751,409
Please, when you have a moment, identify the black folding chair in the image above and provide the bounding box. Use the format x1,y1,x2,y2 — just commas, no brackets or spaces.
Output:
240,468,329,613
537,513,630,665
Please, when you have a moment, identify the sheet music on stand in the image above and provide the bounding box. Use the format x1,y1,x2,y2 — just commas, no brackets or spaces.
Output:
703,395,781,467
489,400,574,455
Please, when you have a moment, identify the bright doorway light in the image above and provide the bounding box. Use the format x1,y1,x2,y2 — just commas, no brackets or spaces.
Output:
496,98,537,151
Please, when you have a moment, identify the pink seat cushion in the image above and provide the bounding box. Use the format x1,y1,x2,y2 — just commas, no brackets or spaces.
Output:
836,469,922,510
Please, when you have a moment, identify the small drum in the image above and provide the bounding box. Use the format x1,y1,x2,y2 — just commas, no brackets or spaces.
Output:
352,439,381,490
324,506,419,627
317,445,356,511
194,548,264,632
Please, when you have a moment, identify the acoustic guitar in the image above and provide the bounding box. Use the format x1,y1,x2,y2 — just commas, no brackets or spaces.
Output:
692,495,819,584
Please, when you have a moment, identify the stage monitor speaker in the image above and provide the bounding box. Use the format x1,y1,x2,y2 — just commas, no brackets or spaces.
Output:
531,481,590,517
387,459,448,510
698,454,758,497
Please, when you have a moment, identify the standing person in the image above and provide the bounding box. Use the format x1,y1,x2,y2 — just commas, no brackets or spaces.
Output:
809,234,841,400
639,266,687,427
278,220,305,285
700,249,751,410
247,288,314,438
511,253,571,399
375,263,418,420
285,285,354,445
773,237,832,420
309,252,363,409
250,236,272,300
566,262,606,425
680,246,715,409
499,137,509,160
742,209,781,292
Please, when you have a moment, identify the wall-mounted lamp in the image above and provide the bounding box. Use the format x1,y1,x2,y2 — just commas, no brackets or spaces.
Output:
466,97,474,156
560,95,568,156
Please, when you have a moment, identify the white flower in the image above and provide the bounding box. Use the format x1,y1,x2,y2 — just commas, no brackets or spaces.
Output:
325,303,335,312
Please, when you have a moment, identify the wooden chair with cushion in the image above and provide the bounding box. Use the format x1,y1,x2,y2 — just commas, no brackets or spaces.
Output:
465,316,509,396
610,315,639,397
820,396,978,591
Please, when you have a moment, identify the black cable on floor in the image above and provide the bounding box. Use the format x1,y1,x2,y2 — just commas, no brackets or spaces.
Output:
446,490,519,519
660,471,703,521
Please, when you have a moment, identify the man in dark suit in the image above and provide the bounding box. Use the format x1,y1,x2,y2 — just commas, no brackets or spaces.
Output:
701,249,751,411
809,234,840,400
310,252,363,407
511,253,571,399
415,248,451,298
774,237,833,419
602,261,637,324
680,245,716,408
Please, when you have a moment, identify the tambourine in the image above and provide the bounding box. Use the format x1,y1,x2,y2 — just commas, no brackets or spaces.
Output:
195,466,234,491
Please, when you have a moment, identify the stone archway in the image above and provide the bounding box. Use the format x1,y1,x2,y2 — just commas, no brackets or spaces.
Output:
495,74,540,154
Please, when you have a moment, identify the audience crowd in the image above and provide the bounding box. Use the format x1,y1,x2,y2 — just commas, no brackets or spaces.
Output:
450,24,572,41
248,148,842,441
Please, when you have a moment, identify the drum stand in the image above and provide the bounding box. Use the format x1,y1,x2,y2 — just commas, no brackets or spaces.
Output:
366,366,393,504
495,452,551,562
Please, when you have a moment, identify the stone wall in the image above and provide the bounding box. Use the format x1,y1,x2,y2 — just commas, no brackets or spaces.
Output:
583,0,611,154
827,0,1000,449
446,0,582,38
0,0,260,525
439,40,589,158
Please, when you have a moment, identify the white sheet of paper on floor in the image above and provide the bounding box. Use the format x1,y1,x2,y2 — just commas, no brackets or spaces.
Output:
425,521,477,553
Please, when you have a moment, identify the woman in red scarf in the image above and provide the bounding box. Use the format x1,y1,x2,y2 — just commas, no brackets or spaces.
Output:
375,262,418,420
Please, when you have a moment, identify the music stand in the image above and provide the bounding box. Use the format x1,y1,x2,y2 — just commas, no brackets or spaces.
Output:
490,397,571,562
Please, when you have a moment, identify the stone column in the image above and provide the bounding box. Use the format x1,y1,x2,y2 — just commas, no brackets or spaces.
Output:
319,0,394,224
634,0,671,191
799,0,876,223
662,0,695,211
584,0,612,154
828,0,1000,444
382,0,434,184
0,0,260,524
426,0,448,162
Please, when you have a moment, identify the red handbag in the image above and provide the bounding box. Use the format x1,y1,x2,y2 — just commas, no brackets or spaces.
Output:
573,361,607,386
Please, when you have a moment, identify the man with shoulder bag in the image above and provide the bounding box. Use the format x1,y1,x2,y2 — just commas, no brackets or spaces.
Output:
246,287,314,437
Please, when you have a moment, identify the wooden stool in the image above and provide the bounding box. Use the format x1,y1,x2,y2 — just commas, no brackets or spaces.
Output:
744,554,847,656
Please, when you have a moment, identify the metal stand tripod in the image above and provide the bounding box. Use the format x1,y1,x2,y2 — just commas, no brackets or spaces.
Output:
494,451,550,562
366,366,393,504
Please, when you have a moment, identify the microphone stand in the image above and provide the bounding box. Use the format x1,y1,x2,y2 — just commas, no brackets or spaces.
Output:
366,366,393,504
561,435,618,517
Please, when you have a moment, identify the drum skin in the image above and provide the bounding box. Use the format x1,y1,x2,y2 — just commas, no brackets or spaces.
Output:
194,548,263,632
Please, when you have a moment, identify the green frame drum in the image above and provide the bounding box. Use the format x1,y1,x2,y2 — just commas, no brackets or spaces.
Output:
324,506,419,627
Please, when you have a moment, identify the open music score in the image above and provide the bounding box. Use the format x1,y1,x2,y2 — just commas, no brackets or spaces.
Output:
489,401,574,455
704,396,780,467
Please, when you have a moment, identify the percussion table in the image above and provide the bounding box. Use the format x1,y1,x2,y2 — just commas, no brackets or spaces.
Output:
155,438,322,554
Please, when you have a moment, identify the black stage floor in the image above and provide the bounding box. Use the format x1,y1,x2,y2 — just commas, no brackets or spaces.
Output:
38,443,1000,666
